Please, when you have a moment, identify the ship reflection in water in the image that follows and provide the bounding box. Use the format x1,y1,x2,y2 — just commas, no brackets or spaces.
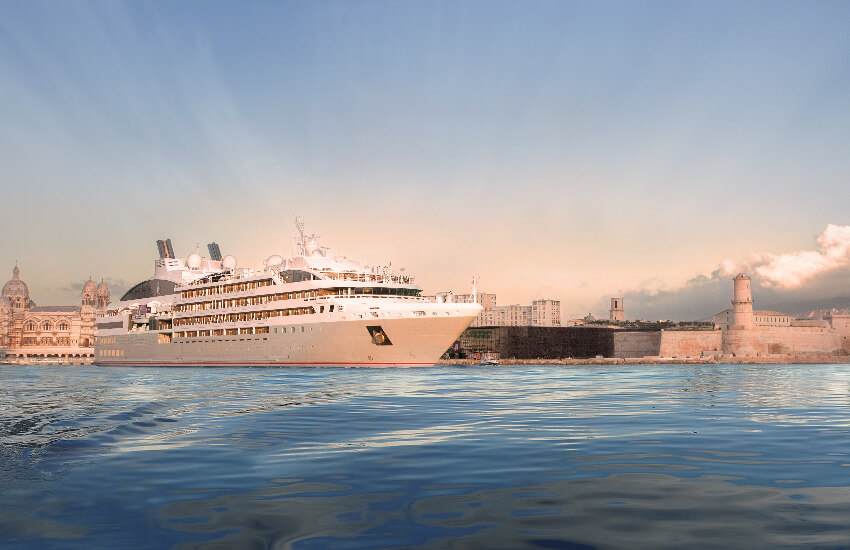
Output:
2,364,850,548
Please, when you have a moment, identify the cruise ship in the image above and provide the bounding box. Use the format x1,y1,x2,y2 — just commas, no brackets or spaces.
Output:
94,224,481,366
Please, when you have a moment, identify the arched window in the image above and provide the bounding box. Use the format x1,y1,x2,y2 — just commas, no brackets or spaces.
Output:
25,321,36,331
58,322,70,331
42,321,53,331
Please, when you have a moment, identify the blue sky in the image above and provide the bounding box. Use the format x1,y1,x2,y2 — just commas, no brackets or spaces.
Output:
2,1,850,319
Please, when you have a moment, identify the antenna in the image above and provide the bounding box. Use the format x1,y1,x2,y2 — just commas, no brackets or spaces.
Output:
472,276,478,304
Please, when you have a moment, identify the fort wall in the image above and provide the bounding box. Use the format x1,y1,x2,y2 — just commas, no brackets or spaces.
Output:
826,314,850,353
659,330,721,358
751,326,841,356
612,331,661,358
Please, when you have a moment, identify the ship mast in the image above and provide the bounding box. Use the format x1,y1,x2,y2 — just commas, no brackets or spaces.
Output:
295,217,307,256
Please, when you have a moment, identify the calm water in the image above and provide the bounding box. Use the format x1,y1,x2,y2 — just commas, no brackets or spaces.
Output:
2,364,850,549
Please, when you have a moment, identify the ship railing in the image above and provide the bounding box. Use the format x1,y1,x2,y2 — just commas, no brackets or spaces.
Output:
318,271,415,284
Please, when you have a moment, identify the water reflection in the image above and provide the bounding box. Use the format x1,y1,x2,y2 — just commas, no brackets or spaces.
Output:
159,474,850,549
3,364,850,548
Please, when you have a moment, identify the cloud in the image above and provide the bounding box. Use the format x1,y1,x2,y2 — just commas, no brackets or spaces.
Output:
52,278,131,298
755,224,850,287
609,225,850,320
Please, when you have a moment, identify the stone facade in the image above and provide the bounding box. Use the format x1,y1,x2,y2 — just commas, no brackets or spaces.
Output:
609,273,850,359
659,330,722,358
714,309,792,330
718,273,846,358
824,314,850,352
609,297,624,322
0,266,110,363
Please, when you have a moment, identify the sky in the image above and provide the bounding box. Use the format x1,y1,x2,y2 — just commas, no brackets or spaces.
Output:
2,0,850,320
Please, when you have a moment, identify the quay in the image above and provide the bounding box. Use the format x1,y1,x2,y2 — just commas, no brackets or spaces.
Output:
439,355,850,366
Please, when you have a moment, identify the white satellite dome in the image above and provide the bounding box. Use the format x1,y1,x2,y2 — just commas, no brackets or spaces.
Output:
222,255,238,269
264,254,284,267
187,253,202,269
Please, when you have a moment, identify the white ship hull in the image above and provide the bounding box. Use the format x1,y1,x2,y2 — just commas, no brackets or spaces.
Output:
96,312,475,367
95,224,482,367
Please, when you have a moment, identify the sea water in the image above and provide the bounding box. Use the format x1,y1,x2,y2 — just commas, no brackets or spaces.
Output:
2,363,850,549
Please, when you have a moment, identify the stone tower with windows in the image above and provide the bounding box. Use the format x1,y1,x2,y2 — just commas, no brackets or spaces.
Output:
721,273,757,356
609,298,624,322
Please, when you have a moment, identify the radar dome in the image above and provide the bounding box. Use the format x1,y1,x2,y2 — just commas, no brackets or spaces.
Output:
187,253,202,269
222,255,237,269
264,255,284,267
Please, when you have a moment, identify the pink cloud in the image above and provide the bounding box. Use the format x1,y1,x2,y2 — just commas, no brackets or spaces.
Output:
755,224,850,287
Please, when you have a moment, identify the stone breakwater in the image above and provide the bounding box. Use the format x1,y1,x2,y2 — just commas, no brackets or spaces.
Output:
439,356,850,365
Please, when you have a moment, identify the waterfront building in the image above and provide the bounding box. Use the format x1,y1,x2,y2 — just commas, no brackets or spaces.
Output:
714,309,792,330
439,291,561,327
532,299,561,327
0,266,110,363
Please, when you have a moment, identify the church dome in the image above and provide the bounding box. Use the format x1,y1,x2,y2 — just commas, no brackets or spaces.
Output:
2,266,29,300
96,281,110,295
83,279,97,293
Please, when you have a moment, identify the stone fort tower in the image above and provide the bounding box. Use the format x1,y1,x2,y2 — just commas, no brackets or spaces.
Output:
721,273,757,356
609,298,624,322
731,273,754,329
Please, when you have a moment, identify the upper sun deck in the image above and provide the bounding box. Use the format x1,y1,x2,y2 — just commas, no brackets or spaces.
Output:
176,224,417,298
181,256,413,289
178,222,414,289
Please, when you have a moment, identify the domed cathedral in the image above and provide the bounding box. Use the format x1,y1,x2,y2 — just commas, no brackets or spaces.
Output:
2,266,33,310
0,266,111,364
82,279,98,307
96,281,111,309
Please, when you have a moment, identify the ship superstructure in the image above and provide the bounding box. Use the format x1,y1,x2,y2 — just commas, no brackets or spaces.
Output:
95,224,481,366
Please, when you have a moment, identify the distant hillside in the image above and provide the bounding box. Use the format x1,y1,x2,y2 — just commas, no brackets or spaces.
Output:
760,296,850,319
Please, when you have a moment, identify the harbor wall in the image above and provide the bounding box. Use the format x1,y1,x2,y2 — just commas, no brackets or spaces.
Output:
453,324,844,360
659,330,722,358
752,327,841,356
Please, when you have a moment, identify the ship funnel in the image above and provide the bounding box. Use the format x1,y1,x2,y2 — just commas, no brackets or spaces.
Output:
207,242,222,261
156,238,176,259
